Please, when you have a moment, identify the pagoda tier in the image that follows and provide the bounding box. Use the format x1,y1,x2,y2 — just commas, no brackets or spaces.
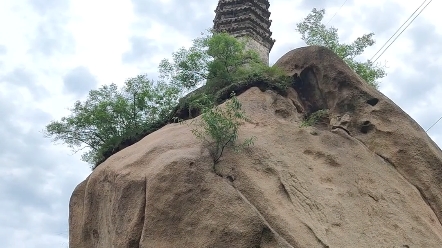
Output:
213,0,275,63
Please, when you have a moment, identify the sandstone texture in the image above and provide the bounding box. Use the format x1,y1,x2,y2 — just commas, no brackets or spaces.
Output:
70,46,442,247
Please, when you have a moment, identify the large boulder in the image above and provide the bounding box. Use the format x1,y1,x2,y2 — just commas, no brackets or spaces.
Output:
69,46,442,247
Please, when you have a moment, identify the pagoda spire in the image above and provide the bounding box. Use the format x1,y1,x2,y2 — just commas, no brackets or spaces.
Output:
213,0,275,65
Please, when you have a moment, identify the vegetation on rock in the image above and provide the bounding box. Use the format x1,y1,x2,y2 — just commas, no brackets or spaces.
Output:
187,92,254,173
45,10,386,170
295,8,387,88
44,76,180,166
301,109,330,127
44,30,288,169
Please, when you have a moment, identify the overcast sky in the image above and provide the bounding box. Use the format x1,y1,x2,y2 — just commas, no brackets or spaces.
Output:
0,0,441,247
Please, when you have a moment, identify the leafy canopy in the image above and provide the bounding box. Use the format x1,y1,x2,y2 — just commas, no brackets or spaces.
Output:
44,29,287,170
44,75,180,168
295,8,386,88
159,31,267,94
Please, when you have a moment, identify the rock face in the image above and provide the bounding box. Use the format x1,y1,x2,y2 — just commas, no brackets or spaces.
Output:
69,46,442,247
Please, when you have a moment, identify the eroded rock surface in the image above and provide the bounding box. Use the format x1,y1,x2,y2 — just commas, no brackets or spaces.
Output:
70,46,442,248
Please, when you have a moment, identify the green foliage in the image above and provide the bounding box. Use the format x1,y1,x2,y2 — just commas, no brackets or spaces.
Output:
160,29,291,120
158,32,211,90
295,8,386,88
212,64,292,105
190,92,254,170
172,68,291,123
205,33,264,93
45,29,290,170
235,63,291,88
301,109,329,127
158,30,283,94
44,75,180,168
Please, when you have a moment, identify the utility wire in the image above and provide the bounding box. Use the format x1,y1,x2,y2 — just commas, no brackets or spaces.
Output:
366,0,438,132
326,0,349,25
370,0,428,61
426,116,442,132
371,0,432,63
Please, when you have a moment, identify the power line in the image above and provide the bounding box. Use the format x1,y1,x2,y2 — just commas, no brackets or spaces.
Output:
371,0,433,63
373,0,432,62
370,0,428,61
367,0,437,132
426,116,442,132
324,1,439,133
326,0,349,25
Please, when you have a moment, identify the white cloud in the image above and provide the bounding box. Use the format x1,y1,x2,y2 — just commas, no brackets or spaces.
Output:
63,66,98,96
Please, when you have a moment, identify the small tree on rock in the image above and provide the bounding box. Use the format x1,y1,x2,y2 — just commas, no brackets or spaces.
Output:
190,92,254,174
295,8,386,88
158,30,266,94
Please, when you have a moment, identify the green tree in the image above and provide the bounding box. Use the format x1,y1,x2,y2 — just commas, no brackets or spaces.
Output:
205,33,263,92
158,30,265,94
190,92,254,173
44,75,180,168
295,8,386,88
45,30,288,170
158,33,211,91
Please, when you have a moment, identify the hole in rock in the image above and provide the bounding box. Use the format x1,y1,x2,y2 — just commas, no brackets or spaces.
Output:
226,175,235,182
360,121,374,134
366,98,379,106
92,229,99,239
293,66,327,111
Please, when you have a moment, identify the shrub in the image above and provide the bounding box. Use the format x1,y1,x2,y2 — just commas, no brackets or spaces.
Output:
301,109,329,127
190,92,255,174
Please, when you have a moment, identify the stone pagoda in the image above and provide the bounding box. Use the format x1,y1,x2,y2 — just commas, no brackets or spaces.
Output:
213,0,275,65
